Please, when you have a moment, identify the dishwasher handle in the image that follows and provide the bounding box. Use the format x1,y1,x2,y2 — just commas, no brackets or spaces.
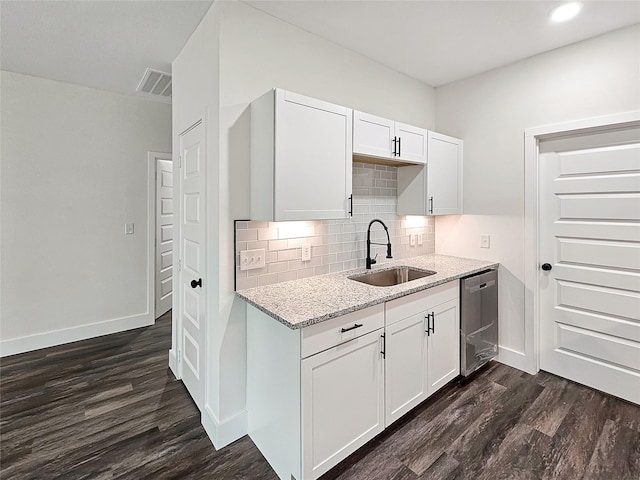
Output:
468,279,495,294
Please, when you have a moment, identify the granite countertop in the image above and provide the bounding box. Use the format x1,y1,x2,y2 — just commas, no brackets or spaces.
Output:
236,254,499,330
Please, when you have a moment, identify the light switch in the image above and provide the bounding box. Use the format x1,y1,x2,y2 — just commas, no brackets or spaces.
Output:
240,248,266,271
125,223,134,235
417,233,424,246
481,234,491,248
410,234,416,247
301,243,311,262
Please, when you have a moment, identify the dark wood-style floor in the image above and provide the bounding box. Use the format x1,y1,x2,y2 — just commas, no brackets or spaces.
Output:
1,313,638,479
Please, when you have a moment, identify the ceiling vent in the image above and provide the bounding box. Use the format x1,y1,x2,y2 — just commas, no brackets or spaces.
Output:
136,67,172,98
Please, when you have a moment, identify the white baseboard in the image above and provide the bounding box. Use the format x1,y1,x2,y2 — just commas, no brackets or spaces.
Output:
0,312,154,357
498,345,537,375
202,405,248,450
168,349,179,379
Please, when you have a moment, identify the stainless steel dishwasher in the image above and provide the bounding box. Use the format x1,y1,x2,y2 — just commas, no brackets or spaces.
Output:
460,269,498,377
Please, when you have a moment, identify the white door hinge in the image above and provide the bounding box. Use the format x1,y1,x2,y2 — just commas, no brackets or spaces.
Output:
179,155,182,168
178,258,182,272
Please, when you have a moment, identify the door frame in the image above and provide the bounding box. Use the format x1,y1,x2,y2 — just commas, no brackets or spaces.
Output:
147,151,173,321
524,110,640,374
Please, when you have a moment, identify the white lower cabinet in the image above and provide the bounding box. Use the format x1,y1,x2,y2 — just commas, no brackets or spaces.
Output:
427,298,460,395
247,281,460,480
302,329,385,479
385,281,460,427
385,312,428,426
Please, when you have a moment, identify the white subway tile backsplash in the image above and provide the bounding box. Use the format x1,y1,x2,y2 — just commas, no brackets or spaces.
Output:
266,251,278,263
268,239,288,251
278,249,300,261
234,162,435,289
237,229,258,242
247,221,269,229
258,228,278,241
247,240,267,250
330,263,345,273
268,261,289,274
297,268,314,279
314,265,330,276
258,273,279,287
312,245,329,257
236,276,257,290
277,271,298,283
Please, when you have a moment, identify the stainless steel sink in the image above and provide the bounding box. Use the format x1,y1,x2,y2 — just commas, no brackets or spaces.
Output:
349,267,437,287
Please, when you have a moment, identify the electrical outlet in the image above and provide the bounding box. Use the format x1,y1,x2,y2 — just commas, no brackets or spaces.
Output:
417,233,423,246
301,243,311,262
240,248,266,271
481,234,491,248
125,223,134,235
410,234,416,247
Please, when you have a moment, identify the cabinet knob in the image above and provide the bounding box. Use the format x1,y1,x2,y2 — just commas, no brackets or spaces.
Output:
191,278,202,288
541,263,552,271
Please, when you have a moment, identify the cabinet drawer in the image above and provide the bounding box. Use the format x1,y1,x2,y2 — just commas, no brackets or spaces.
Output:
301,304,385,358
385,281,458,326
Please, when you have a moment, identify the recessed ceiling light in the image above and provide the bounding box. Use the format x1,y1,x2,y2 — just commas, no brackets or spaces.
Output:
550,2,582,23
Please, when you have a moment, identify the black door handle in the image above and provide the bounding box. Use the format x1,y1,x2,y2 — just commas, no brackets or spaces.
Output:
191,278,202,288
541,263,552,271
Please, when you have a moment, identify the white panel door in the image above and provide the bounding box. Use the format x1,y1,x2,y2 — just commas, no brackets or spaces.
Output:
179,121,206,410
540,137,640,404
426,131,463,215
427,299,460,395
155,156,173,318
275,90,352,220
384,312,428,427
302,329,385,480
396,122,428,164
352,110,395,159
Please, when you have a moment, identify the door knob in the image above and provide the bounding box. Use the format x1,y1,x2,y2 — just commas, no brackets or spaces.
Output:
191,278,202,288
541,263,552,271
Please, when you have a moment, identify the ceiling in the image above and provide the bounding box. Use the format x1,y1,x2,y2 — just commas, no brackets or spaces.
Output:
245,0,640,87
0,0,213,99
1,1,638,100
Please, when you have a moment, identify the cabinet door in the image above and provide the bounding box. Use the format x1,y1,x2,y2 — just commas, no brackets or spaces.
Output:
353,111,395,159
275,90,352,221
395,122,427,164
426,131,463,215
302,329,385,480
427,299,460,396
385,312,428,427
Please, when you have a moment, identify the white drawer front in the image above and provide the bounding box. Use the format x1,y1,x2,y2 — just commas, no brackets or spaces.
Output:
385,281,459,326
301,304,385,358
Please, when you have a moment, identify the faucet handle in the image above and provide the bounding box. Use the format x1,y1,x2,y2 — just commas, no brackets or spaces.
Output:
371,253,378,265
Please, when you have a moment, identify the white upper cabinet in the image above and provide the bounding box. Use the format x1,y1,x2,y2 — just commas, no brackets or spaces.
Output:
251,89,353,221
426,132,463,215
397,131,463,216
353,111,427,164
395,122,428,164
352,111,395,159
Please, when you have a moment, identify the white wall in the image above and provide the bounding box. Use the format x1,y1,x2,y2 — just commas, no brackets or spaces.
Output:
170,0,435,448
434,25,640,372
0,71,172,355
170,0,223,443
219,0,435,436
